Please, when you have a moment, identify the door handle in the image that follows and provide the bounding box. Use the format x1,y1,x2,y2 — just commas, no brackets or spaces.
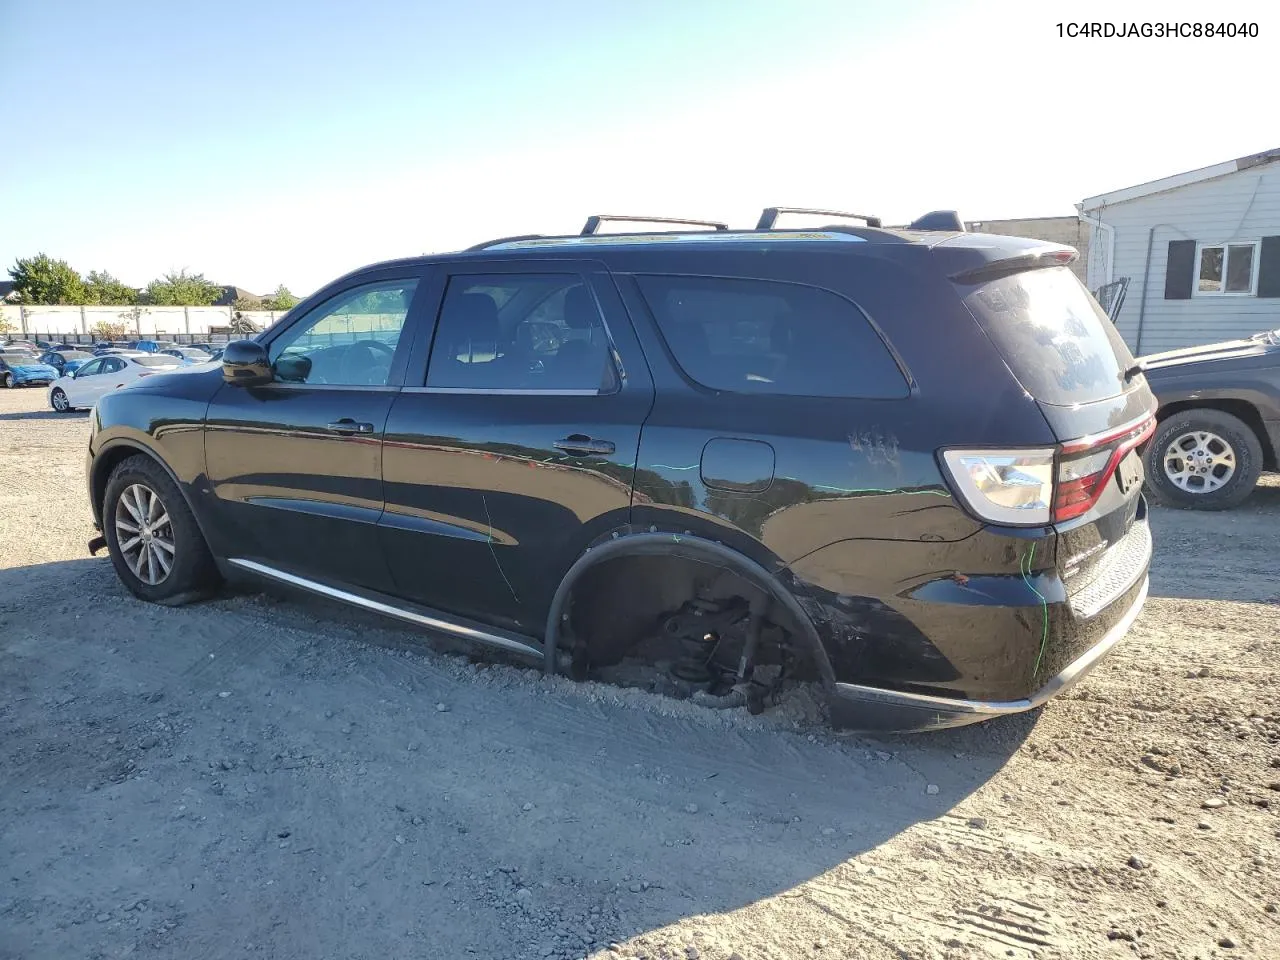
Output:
326,419,375,435
553,434,615,456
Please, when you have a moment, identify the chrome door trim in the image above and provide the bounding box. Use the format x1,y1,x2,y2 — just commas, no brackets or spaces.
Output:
227,557,544,660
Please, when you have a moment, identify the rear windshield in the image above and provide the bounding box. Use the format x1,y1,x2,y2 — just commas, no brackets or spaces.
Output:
959,266,1136,407
135,355,180,368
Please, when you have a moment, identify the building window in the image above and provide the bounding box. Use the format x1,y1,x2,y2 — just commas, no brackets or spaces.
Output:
1195,242,1259,296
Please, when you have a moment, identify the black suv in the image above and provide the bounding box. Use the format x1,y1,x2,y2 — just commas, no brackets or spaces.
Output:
85,210,1157,731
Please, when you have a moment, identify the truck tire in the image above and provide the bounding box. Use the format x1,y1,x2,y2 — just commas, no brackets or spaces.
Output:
1143,409,1263,510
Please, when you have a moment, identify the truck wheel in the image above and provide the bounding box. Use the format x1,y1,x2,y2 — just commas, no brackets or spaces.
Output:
1143,409,1263,510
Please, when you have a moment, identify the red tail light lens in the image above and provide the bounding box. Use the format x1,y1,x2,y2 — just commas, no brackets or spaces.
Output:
1052,415,1155,522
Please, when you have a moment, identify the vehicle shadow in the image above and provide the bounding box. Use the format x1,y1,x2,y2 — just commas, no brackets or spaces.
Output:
1147,480,1280,604
0,408,89,421
1,557,1034,960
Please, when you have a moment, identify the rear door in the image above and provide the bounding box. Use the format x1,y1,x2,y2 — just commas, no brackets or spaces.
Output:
377,260,653,634
203,272,427,591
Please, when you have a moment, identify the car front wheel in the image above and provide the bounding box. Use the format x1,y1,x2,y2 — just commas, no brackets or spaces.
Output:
2,372,13,388
103,455,220,604
1143,409,1264,510
50,388,71,412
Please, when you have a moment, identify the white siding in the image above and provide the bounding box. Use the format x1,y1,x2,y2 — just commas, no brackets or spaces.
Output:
1083,162,1280,355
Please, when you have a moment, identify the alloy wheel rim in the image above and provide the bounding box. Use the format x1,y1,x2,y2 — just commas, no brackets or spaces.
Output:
1163,430,1236,493
52,390,67,410
114,483,176,585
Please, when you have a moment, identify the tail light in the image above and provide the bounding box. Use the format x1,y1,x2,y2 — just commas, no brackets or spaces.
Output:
1053,416,1155,521
941,414,1155,526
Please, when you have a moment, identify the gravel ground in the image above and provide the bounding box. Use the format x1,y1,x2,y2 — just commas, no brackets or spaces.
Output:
1,385,1277,960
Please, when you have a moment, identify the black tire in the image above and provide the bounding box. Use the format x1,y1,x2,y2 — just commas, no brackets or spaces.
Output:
2,372,13,388
50,388,71,412
1143,409,1264,510
102,454,220,604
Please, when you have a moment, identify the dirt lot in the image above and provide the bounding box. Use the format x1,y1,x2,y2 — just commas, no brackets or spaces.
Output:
1,385,1277,960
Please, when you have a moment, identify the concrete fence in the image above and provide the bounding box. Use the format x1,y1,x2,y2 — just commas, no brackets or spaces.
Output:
0,304,285,337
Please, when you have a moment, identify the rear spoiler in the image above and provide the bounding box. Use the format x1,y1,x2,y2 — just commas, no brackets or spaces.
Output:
949,247,1078,284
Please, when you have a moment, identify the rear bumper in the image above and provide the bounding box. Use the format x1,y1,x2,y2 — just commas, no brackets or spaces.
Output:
828,574,1148,732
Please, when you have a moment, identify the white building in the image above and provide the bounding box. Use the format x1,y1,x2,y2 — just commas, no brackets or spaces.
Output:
1078,147,1280,356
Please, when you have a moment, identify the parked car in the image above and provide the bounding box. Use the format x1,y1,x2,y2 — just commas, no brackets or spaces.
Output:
1136,327,1280,509
128,339,179,354
0,348,60,388
83,210,1157,731
48,353,181,412
160,347,213,365
40,349,96,376
3,339,39,352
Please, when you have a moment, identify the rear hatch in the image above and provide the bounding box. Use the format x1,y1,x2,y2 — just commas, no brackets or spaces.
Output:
951,255,1156,603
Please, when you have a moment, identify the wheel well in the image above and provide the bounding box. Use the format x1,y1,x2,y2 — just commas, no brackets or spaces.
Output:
1157,399,1276,471
91,445,168,522
560,550,823,683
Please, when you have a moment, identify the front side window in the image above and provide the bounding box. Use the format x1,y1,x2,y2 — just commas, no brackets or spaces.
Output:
269,279,418,386
635,275,908,399
1196,242,1258,295
76,359,105,378
425,274,617,392
103,357,126,373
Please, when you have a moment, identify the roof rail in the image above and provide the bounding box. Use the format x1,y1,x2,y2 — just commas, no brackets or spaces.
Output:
580,215,729,236
757,206,882,230
907,210,965,232
466,233,545,251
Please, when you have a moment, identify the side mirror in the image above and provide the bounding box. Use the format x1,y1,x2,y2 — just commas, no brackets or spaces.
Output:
221,339,273,386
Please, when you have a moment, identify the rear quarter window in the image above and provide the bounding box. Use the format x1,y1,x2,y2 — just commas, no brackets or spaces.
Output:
634,275,908,399
959,266,1136,406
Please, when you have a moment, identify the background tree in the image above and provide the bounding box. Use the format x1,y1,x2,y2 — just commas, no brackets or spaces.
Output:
89,319,131,340
262,285,299,311
143,269,221,306
8,254,86,304
84,270,139,305
232,294,264,312
0,313,13,337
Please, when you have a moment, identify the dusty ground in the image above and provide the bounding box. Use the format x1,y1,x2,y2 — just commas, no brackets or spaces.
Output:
0,385,1277,960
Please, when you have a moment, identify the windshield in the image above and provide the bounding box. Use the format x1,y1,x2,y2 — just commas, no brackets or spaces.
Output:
135,355,181,368
63,352,93,360
2,352,40,364
958,266,1137,407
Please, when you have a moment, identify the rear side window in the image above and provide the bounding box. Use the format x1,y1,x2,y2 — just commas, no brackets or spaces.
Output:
426,274,618,393
959,266,1136,407
634,276,907,398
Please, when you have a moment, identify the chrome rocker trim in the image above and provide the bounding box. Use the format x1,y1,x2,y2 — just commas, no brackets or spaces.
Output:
832,576,1149,731
227,558,545,661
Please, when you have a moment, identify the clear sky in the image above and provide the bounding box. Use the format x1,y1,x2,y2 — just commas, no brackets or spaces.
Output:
1,0,1276,295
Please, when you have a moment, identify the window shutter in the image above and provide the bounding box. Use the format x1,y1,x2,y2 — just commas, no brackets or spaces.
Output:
1257,236,1280,298
1164,240,1196,299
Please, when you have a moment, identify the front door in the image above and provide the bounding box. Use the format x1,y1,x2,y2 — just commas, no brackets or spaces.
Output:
203,273,427,592
378,263,654,634
69,356,125,407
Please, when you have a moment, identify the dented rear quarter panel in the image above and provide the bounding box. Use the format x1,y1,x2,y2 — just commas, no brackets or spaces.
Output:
609,246,1065,699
